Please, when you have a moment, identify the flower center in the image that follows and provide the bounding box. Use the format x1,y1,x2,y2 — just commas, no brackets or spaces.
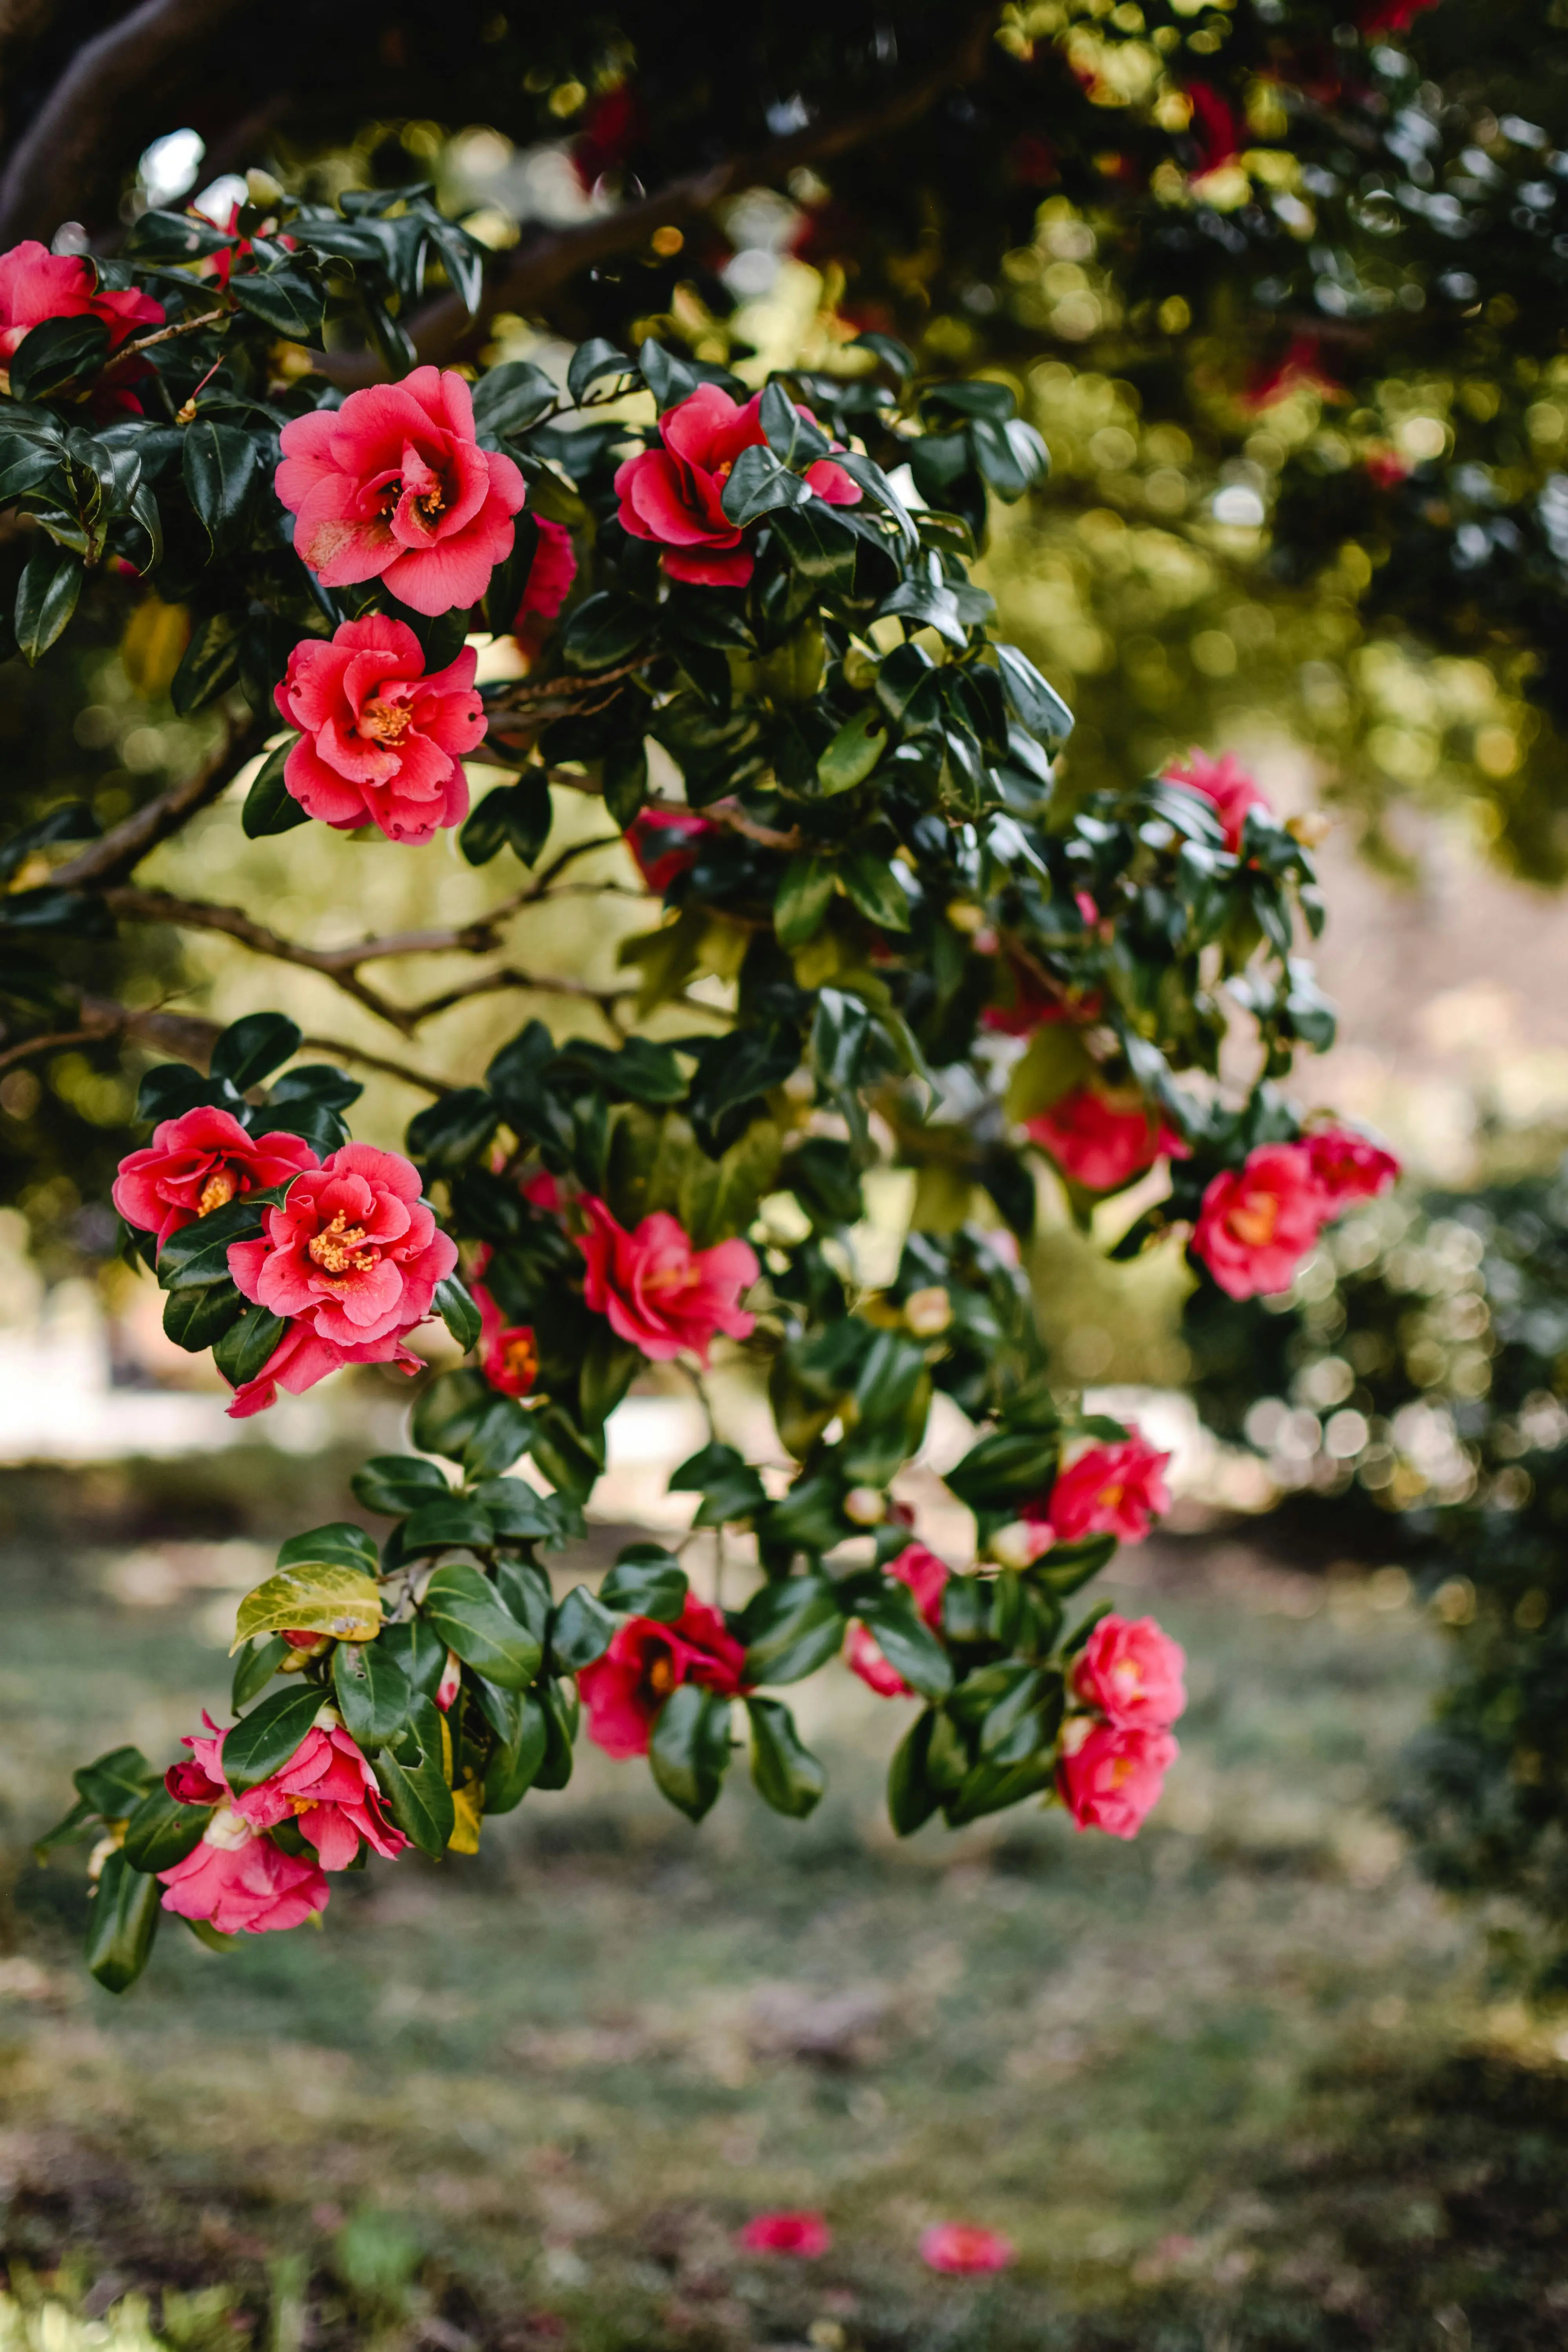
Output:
198,1168,238,1215
359,695,413,745
415,485,445,521
642,1259,699,1302
643,1646,678,1699
307,1211,377,1277
501,1332,537,1383
1230,1195,1279,1248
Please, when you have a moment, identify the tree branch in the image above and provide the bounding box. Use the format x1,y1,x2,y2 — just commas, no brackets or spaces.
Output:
315,4,998,386
0,0,251,246
0,989,450,1095
53,713,268,890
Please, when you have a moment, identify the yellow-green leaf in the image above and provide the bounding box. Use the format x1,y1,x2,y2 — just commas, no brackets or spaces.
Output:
1004,1022,1095,1122
230,1564,383,1653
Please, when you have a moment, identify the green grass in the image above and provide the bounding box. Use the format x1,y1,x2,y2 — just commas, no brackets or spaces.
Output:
2,1461,1567,2349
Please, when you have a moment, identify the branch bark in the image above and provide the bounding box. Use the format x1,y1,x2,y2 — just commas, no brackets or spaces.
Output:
0,988,450,1094
0,0,251,246
316,4,998,386
53,713,268,890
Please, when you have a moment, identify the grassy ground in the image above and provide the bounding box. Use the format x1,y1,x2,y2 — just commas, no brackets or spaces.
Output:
2,1457,1567,2351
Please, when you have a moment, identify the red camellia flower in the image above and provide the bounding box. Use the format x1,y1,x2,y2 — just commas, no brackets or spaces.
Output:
228,1141,455,1350
1303,1124,1400,1207
475,1277,538,1397
224,1317,426,1420
847,1543,951,1700
613,383,861,586
737,2212,832,2258
1025,1085,1188,1194
626,806,714,893
1034,1434,1172,1547
1192,1142,1327,1300
578,1597,751,1759
1072,1612,1187,1730
168,1713,405,1870
578,1197,758,1365
1058,1719,1178,1839
1185,81,1245,177
919,2224,1017,2276
982,954,1101,1037
275,365,527,615
158,1811,328,1935
514,515,578,625
0,241,164,413
274,616,486,844
112,1107,318,1248
1162,748,1269,853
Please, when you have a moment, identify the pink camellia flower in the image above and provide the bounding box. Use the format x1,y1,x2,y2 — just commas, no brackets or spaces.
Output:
1025,1085,1187,1195
579,1597,750,1759
225,1317,426,1420
168,1713,406,1870
273,615,486,844
847,1543,951,1700
514,514,577,624
1162,749,1269,853
1058,1719,1178,1839
1073,1612,1187,1730
158,1811,328,1935
919,2223,1017,2276
1034,1434,1172,1547
474,1278,538,1397
113,1108,318,1249
626,806,715,893
1192,1142,1328,1301
275,365,526,615
578,1196,757,1365
613,383,861,587
1303,1125,1400,1208
227,1141,456,1351
0,241,163,413
738,2211,831,2258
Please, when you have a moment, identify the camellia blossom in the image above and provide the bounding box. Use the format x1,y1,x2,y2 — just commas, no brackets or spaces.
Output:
1072,1612,1187,1730
578,1197,757,1365
228,1141,455,1351
514,514,577,624
1025,1086,1187,1195
274,615,486,844
1192,1142,1327,1301
475,1278,538,1398
167,1714,405,1871
113,1107,317,1248
982,954,1099,1037
737,2212,832,2258
158,1809,328,1935
847,1543,951,1700
613,383,861,586
1303,1124,1400,1207
1162,748,1269,853
224,1318,425,1420
578,1597,750,1759
0,241,163,412
919,2224,1017,2276
1058,1719,1179,1839
626,806,714,893
275,365,527,615
1034,1434,1172,1547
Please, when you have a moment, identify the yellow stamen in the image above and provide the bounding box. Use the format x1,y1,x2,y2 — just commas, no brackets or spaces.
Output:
1230,1198,1279,1247
645,1651,677,1697
359,696,414,745
198,1169,237,1216
307,1210,376,1277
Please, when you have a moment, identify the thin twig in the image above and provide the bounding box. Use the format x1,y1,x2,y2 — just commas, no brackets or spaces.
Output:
116,301,227,361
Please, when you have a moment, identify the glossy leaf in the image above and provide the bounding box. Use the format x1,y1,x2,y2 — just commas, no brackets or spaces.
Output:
221,1683,325,1795
746,1697,825,1818
648,1683,733,1821
422,1559,542,1689
332,1637,414,1748
85,1850,162,1995
232,1563,383,1651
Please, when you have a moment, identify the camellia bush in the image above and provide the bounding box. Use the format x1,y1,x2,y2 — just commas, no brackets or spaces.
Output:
0,176,1400,1992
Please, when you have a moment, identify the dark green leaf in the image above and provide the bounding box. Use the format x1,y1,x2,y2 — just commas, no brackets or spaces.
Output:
887,1709,941,1837
775,853,836,949
472,359,558,437
483,1689,550,1812
648,1683,733,1821
406,1087,499,1171
995,645,1074,748
855,1584,952,1698
816,706,888,797
462,1394,535,1479
721,442,811,526
461,773,552,867
123,1785,209,1874
379,1698,455,1856
603,739,647,829
73,1746,153,1820
277,1522,381,1576
208,1009,302,1089
162,1280,243,1353
769,498,857,586
411,1366,495,1461
838,852,910,931
434,1274,481,1352
211,1302,287,1387
182,419,258,548
222,1683,324,1795
231,265,325,340
551,1583,619,1669
332,1638,413,1748
945,1428,1056,1511
353,1454,451,1517
600,1544,688,1622
746,1695,825,1818
422,1559,541,1689
401,1496,495,1553
567,338,632,403
241,739,309,837
561,590,651,672
11,313,111,402
231,1633,287,1711
740,1572,845,1685
15,538,82,663
85,1849,162,1994
171,611,241,714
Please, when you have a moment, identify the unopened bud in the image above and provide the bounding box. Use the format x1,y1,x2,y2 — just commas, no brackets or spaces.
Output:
1286,810,1332,848
283,1628,331,1659
904,1285,952,1338
843,1486,888,1527
435,1649,462,1711
945,899,987,934
989,1519,1055,1571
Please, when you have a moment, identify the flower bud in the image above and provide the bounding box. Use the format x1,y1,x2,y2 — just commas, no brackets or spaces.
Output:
435,1650,462,1712
903,1285,952,1338
843,1486,888,1527
989,1519,1055,1570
